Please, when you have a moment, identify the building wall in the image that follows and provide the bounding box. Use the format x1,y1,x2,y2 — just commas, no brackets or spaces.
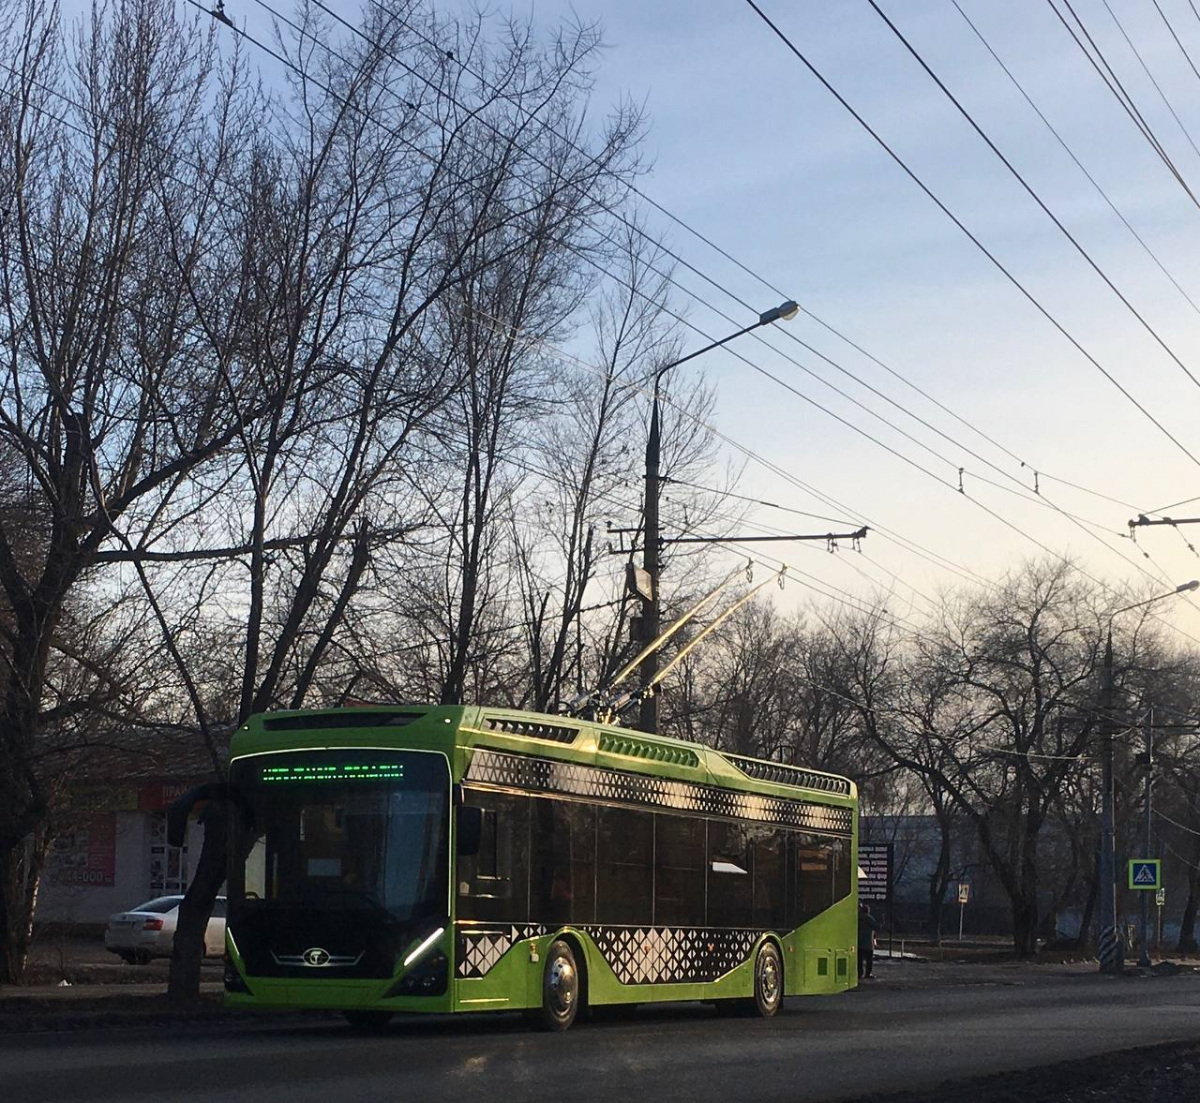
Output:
36,804,205,928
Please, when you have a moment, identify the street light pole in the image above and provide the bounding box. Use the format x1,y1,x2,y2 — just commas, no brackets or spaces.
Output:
1097,580,1198,974
638,300,799,734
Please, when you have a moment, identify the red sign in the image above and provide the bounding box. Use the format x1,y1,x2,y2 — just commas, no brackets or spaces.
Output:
139,781,192,812
50,814,117,886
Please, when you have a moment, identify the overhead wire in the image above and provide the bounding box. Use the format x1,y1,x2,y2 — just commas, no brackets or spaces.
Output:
659,476,860,528
867,0,1200,398
739,0,1200,622
1149,0,1200,93
1103,0,1200,165
1047,0,1200,207
461,287,1200,649
954,0,1200,320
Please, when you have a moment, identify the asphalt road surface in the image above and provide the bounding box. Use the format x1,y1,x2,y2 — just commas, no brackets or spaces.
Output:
4,966,1199,1103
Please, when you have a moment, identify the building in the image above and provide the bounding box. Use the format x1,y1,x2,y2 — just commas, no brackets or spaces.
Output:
35,734,219,929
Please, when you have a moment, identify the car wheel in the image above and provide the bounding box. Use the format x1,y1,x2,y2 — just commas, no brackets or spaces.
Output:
751,941,783,1018
537,939,582,1032
343,1011,393,1032
117,951,136,965
133,950,153,966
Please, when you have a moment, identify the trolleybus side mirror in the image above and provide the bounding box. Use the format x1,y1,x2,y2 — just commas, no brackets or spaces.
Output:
457,805,483,857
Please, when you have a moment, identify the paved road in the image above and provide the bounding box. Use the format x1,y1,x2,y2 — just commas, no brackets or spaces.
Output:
4,965,1199,1103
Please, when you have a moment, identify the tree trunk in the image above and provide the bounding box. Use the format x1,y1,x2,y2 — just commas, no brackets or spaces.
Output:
927,820,952,945
167,806,227,1002
1011,895,1039,957
0,832,45,986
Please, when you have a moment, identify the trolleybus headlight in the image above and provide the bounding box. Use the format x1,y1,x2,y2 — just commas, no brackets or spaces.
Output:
385,948,448,998
403,926,445,968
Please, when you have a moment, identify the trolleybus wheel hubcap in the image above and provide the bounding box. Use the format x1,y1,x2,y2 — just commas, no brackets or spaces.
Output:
756,944,782,1015
549,955,577,1015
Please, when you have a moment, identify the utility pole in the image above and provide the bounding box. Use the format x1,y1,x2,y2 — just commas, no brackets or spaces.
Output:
639,399,662,733
1098,631,1120,974
637,300,799,734
1096,581,1198,974
1138,705,1154,968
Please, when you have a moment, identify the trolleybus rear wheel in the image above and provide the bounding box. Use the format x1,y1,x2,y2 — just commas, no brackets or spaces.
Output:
752,941,783,1018
538,939,582,1032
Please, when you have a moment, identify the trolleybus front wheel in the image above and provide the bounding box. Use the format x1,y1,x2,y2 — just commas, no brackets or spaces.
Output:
538,939,582,1032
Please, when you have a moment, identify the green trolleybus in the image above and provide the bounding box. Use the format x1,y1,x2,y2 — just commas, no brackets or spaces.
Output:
220,705,858,1030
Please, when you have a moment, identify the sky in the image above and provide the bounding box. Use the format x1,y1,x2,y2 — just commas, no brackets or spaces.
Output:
96,1,1200,640
495,0,1200,639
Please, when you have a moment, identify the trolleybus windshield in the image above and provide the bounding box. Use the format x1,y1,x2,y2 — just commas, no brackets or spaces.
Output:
227,750,449,979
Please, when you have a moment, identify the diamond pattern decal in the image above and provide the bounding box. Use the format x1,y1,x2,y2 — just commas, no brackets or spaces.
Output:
589,926,759,985
456,923,761,985
464,749,852,835
457,925,547,978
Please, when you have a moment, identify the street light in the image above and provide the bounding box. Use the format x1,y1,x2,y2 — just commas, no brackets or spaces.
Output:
638,300,800,734
1097,580,1199,973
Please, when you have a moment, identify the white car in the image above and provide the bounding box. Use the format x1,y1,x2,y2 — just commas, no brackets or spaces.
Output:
104,895,226,964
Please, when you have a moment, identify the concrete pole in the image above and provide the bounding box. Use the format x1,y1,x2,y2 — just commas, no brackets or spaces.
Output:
1139,706,1154,968
638,391,661,734
1098,630,1122,973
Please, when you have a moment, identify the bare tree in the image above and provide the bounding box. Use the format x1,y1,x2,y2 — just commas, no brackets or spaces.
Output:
0,0,280,984
135,3,657,997
861,560,1120,955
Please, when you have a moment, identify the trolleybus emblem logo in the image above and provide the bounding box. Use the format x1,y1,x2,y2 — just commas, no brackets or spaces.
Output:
302,947,331,967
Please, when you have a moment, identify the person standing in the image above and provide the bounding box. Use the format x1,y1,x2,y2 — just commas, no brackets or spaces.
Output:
858,902,879,980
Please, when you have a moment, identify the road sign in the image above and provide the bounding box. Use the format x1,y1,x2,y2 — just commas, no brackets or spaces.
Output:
858,843,893,903
956,882,971,905
1156,887,1166,908
1128,859,1162,891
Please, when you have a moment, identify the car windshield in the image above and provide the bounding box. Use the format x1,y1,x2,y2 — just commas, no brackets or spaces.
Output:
133,897,183,914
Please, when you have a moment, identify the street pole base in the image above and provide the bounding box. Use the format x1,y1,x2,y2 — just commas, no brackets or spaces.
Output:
1099,927,1125,974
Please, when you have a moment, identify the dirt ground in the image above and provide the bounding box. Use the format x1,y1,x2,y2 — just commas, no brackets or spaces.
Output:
852,1040,1200,1103
18,932,221,986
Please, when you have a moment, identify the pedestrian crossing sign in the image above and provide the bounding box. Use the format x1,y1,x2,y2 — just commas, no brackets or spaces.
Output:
1128,859,1162,891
